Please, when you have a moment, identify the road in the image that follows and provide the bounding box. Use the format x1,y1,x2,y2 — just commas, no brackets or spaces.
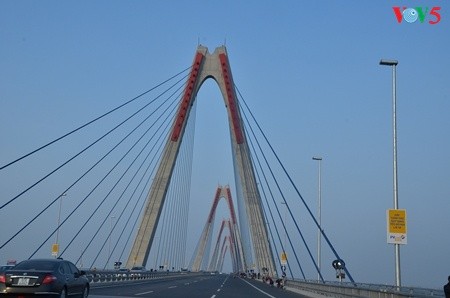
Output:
89,274,308,298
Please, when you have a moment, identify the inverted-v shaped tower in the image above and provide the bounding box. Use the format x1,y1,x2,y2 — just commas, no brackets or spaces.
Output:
126,45,276,275
190,185,245,273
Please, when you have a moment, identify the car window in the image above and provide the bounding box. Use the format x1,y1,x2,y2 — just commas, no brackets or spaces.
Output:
14,260,58,271
68,262,79,275
61,262,71,274
131,266,144,270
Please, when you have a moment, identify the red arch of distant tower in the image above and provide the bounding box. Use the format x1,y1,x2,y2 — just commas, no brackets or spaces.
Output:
219,236,234,271
209,219,238,272
206,185,238,225
206,188,239,272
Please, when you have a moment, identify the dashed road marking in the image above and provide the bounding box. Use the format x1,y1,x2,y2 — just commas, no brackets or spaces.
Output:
135,290,154,295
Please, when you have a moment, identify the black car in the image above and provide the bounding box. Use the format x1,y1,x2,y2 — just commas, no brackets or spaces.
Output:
0,258,89,297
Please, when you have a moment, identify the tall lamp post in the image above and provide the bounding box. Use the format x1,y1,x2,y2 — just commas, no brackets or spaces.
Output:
54,193,67,258
312,156,322,282
379,59,401,287
280,201,287,274
108,216,116,269
280,202,287,250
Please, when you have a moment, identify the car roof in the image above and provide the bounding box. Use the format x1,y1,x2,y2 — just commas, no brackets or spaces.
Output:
20,258,66,263
15,258,73,266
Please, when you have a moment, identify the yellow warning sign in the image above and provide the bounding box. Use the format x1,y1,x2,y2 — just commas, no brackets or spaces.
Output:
52,243,59,256
387,209,407,245
388,209,407,233
280,252,287,265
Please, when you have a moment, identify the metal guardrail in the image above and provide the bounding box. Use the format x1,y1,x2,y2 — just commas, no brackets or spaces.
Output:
285,279,445,298
83,269,199,283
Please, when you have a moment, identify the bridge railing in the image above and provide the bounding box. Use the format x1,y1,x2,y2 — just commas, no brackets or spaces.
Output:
83,269,200,283
285,279,445,298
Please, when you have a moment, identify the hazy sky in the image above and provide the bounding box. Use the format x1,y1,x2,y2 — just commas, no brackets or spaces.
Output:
1,0,449,289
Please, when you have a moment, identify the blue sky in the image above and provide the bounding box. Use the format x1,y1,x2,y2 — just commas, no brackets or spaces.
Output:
1,0,449,289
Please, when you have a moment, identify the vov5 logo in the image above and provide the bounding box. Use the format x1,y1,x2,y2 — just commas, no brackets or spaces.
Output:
393,7,441,24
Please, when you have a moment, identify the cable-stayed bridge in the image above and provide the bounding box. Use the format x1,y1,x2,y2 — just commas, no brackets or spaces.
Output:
0,46,444,298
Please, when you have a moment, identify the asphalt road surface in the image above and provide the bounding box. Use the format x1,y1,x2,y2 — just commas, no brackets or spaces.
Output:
89,274,308,298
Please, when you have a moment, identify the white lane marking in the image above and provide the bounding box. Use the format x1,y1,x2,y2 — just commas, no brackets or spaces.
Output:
241,279,277,298
211,295,216,298
93,281,150,289
217,288,221,292
168,285,177,289
135,290,154,295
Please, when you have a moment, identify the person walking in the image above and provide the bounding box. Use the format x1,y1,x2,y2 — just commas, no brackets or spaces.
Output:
444,276,450,298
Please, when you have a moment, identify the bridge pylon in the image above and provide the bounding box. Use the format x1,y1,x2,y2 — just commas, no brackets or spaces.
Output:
126,46,276,276
191,185,245,273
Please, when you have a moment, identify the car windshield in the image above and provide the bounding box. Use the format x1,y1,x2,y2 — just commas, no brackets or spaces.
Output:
131,266,144,270
13,260,58,271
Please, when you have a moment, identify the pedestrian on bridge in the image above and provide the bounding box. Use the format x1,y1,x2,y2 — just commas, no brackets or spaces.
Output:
444,275,450,298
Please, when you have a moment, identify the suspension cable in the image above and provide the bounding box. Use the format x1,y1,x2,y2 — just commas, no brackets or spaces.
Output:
1,73,187,252
238,88,323,281
0,73,189,211
236,85,355,283
67,91,181,265
29,90,181,260
0,67,190,171
245,120,298,279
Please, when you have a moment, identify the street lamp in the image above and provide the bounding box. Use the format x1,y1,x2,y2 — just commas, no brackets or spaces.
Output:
312,156,322,282
280,202,287,250
379,59,401,287
280,202,287,274
54,193,67,257
108,216,116,269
